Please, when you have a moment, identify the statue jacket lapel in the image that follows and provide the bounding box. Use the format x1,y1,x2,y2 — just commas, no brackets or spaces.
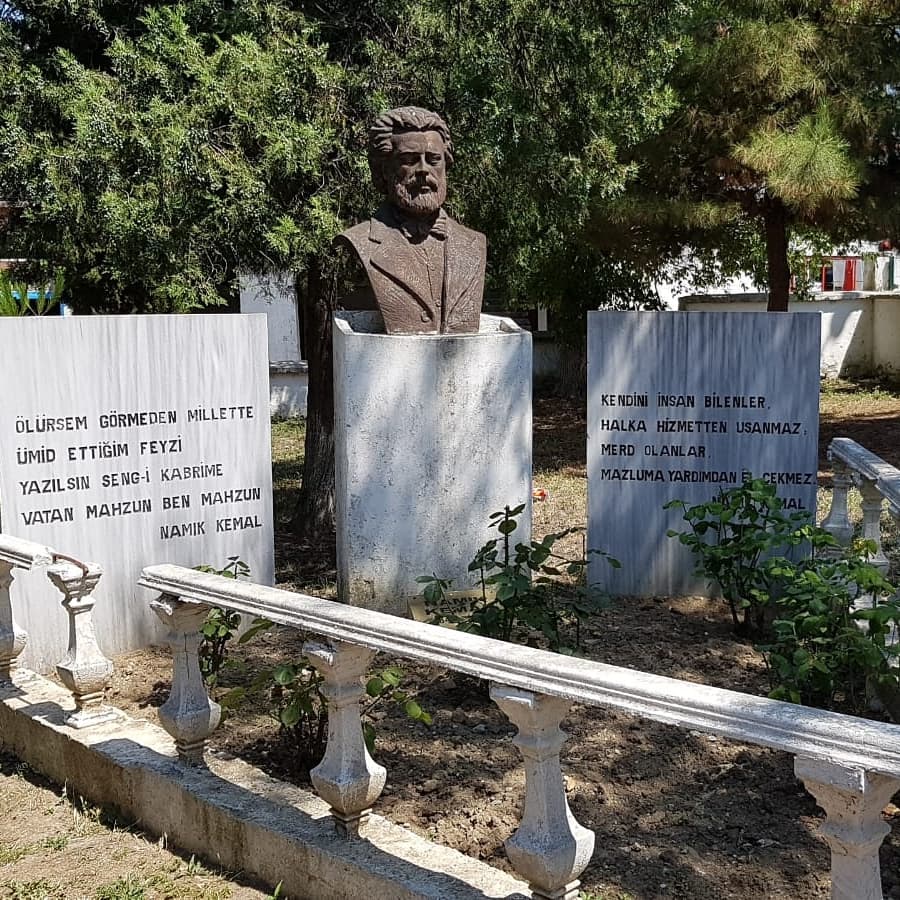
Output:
368,213,437,329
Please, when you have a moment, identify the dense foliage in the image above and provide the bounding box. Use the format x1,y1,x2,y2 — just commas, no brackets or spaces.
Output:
3,2,897,531
596,0,900,309
668,479,900,719
0,0,686,534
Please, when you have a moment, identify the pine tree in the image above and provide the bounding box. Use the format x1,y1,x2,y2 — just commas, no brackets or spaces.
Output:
596,0,900,310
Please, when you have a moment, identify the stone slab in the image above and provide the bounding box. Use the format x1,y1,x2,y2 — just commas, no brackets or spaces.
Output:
0,315,274,671
334,312,532,614
587,310,820,597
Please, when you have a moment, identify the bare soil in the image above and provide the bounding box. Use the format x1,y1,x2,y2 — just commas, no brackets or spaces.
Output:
10,380,900,900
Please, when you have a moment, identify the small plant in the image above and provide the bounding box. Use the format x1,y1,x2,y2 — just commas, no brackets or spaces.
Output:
362,666,432,751
269,660,328,770
270,658,430,769
665,479,810,635
94,875,147,900
41,834,68,852
194,557,267,686
0,268,63,316
3,881,66,900
420,504,618,652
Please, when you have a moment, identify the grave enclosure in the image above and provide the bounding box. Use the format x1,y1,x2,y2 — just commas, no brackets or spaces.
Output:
0,315,275,671
5,306,900,900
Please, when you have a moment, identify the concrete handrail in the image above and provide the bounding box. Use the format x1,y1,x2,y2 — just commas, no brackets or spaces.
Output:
1,532,114,726
828,436,900,516
140,562,900,899
830,437,900,492
0,533,53,570
0,533,53,679
139,563,900,774
825,437,900,571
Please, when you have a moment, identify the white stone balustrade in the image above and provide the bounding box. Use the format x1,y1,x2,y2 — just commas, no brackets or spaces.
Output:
47,561,117,729
0,534,53,679
825,440,900,640
151,594,221,763
305,641,387,837
491,685,594,900
825,438,897,575
139,563,900,899
821,456,854,546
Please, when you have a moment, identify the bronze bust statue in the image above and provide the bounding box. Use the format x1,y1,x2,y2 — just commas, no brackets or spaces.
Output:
336,107,486,335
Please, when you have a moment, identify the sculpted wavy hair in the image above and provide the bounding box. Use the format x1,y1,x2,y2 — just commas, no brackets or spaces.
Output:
368,106,454,193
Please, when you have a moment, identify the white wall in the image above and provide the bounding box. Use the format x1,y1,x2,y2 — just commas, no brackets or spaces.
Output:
678,293,900,378
0,315,275,671
333,312,533,615
587,310,820,597
239,273,308,417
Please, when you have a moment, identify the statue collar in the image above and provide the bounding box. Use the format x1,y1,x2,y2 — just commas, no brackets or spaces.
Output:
380,204,448,242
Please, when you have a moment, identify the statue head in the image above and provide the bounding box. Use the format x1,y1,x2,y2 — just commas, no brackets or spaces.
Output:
368,106,454,219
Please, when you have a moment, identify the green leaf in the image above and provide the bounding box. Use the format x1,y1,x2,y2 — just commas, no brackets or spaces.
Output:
238,618,273,643
280,701,301,728
273,665,296,686
363,722,376,753
219,687,246,710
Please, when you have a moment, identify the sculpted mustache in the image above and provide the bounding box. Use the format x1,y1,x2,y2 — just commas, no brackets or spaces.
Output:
401,176,439,191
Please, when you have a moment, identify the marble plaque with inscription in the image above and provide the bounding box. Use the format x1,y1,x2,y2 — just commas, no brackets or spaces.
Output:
0,315,274,671
587,311,820,597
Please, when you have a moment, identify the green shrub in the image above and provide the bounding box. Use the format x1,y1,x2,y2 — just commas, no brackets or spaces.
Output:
760,538,900,716
665,478,811,635
191,558,429,769
194,557,257,686
667,478,900,718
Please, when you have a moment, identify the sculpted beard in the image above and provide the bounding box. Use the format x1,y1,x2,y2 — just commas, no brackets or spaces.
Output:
389,170,447,218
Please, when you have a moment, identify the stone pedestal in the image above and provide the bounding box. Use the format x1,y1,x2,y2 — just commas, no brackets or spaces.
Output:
333,312,532,615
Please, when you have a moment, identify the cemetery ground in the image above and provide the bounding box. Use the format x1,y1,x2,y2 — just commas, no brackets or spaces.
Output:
5,376,900,900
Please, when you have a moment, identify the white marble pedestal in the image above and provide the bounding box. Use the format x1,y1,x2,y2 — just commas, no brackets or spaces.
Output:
333,312,532,614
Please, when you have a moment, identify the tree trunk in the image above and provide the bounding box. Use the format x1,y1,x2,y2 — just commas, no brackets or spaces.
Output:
555,341,588,404
291,258,336,543
764,199,790,312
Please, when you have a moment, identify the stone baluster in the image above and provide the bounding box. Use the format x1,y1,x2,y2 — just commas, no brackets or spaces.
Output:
859,478,890,575
821,458,854,547
47,562,118,728
884,502,900,657
490,684,595,900
795,757,900,900
304,641,387,838
151,595,221,764
0,562,26,680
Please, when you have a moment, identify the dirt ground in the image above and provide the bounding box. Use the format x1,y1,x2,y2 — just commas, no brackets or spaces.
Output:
6,380,900,900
